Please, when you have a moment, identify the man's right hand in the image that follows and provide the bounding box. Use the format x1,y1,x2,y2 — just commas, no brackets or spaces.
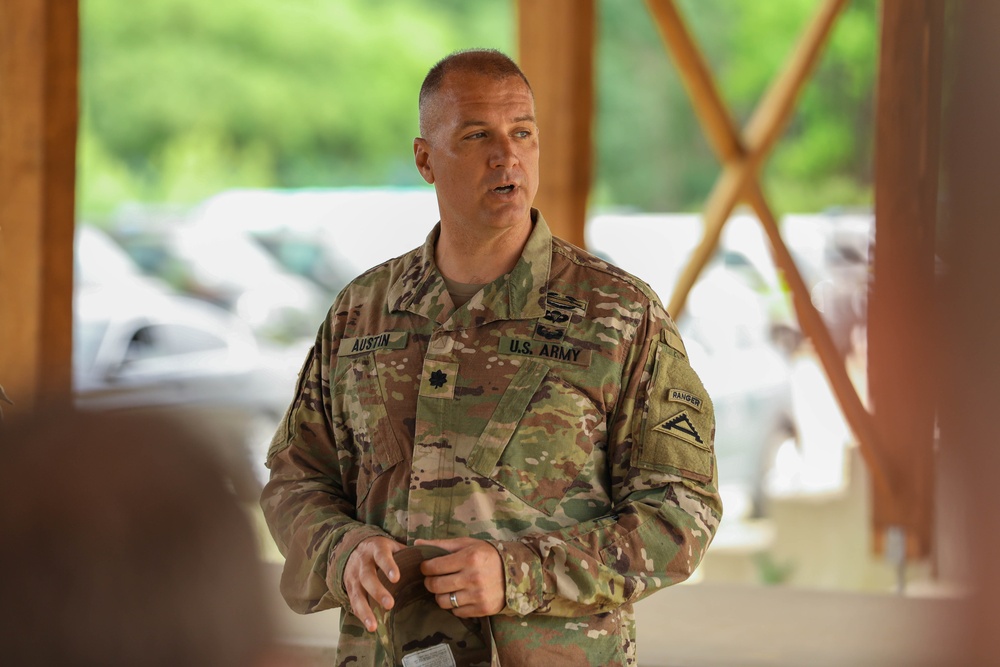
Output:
343,536,406,632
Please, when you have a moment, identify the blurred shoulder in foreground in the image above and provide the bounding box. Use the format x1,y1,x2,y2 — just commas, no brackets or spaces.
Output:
0,405,281,667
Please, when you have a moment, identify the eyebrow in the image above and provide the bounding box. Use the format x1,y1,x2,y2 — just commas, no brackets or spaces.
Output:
458,114,536,129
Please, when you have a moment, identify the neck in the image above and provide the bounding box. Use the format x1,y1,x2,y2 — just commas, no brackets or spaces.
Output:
435,218,532,283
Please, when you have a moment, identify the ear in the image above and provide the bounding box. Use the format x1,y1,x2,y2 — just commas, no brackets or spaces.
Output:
413,138,435,184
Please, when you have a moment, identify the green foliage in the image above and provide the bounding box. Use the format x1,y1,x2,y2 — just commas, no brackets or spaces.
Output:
753,550,796,586
80,0,876,219
595,0,878,213
80,0,512,219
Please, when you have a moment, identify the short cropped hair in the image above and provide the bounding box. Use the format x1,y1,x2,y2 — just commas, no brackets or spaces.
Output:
418,48,533,137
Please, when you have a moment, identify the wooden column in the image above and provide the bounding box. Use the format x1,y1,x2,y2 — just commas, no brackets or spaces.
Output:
868,0,944,557
941,1,1000,659
517,0,594,248
0,0,79,410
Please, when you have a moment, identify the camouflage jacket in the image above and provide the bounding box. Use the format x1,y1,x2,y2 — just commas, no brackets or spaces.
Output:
261,212,723,666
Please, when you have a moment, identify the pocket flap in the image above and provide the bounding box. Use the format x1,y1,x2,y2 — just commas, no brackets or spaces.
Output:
467,360,549,475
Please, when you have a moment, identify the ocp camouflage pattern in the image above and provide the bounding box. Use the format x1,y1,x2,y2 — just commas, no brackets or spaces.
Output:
261,211,723,666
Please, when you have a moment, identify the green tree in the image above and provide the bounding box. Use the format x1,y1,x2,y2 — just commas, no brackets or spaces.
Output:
80,0,512,219
594,0,878,213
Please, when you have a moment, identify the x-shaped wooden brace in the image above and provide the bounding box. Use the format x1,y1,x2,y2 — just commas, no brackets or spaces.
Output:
645,0,893,502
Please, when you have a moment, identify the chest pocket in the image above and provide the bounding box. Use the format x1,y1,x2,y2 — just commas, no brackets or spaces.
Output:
334,352,404,503
467,359,601,515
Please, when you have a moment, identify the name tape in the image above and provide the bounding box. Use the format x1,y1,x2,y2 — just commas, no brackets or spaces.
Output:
338,331,408,356
498,336,591,366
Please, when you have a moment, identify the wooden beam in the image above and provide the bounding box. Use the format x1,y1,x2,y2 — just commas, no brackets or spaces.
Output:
517,0,594,249
869,0,944,558
0,0,78,410
647,0,892,506
655,0,846,319
645,0,743,162
748,184,893,505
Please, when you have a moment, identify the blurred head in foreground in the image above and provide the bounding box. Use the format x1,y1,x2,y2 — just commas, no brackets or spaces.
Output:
0,406,272,667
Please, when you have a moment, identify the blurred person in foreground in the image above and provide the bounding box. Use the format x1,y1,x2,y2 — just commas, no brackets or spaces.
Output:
261,49,722,666
0,406,274,667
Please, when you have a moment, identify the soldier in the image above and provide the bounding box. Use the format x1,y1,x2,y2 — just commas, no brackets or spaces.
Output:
261,49,722,666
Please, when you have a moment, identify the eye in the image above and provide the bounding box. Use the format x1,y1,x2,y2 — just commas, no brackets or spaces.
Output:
464,131,487,140
514,130,532,138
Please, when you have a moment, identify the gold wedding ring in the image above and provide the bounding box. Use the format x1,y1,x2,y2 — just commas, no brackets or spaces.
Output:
449,592,459,609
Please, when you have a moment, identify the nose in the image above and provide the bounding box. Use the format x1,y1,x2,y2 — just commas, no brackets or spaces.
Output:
489,135,518,169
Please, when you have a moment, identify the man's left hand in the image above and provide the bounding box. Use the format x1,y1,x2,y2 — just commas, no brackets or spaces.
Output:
414,537,505,618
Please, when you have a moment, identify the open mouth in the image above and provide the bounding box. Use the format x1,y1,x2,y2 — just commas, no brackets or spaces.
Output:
493,184,515,194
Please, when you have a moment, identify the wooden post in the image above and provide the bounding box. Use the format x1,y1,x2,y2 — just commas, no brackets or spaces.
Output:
517,0,594,248
869,0,944,559
646,0,892,506
0,0,79,410
658,0,846,319
941,1,1000,658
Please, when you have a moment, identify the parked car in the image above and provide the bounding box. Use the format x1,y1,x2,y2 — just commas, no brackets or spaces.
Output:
75,224,166,293
111,220,329,343
187,187,441,293
73,226,304,497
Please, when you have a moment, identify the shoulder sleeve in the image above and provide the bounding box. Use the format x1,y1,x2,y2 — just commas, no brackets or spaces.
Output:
260,316,391,614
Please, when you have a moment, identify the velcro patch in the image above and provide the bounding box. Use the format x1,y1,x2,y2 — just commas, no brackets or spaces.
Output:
533,322,566,342
667,388,704,412
634,340,714,483
546,291,588,315
662,329,686,357
419,359,459,399
498,336,591,366
653,411,709,450
338,331,408,356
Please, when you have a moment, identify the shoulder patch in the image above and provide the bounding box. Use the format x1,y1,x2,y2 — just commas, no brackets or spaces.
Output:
667,388,704,412
653,411,709,450
633,340,715,484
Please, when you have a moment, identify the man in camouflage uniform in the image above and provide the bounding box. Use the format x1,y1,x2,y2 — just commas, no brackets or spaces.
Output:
261,49,722,666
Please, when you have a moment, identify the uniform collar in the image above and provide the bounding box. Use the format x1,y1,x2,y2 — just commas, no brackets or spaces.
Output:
387,209,551,327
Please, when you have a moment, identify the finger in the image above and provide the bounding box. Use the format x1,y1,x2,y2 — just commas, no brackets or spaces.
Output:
422,571,464,595
418,548,472,577
359,564,395,613
437,592,490,619
436,591,461,611
347,583,378,632
373,541,405,583
415,537,476,552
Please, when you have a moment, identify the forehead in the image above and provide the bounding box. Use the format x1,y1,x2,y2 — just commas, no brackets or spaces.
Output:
433,71,535,125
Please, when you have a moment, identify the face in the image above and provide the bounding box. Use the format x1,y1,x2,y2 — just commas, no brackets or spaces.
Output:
414,70,539,235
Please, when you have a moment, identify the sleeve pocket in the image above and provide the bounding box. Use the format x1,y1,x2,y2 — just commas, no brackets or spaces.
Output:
633,341,715,484
265,346,315,468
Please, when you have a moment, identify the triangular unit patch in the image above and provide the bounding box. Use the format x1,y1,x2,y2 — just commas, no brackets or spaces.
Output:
653,411,707,449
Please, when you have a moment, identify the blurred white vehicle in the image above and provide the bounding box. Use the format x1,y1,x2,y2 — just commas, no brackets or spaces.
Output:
73,225,303,497
112,220,328,343
188,187,441,293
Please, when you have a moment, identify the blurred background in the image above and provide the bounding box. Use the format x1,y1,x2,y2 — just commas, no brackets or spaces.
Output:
6,0,998,665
